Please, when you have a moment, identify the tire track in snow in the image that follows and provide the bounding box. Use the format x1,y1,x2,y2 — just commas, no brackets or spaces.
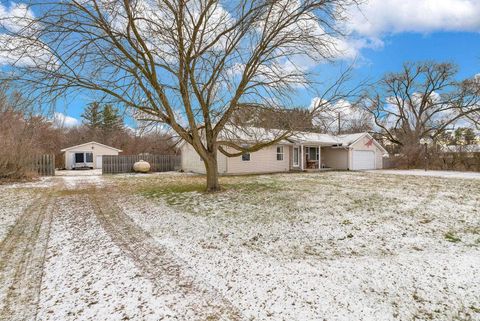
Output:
0,193,54,321
90,190,243,321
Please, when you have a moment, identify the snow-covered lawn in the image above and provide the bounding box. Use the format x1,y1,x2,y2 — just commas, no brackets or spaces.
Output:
0,171,479,320
369,169,480,180
115,171,480,320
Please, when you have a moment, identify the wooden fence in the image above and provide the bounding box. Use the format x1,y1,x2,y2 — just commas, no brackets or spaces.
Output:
30,154,55,176
102,155,181,174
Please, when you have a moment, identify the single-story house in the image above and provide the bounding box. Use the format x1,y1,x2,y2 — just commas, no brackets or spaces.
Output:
180,128,388,175
61,141,122,170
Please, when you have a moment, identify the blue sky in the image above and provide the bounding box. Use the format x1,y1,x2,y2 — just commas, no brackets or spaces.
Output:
1,0,479,128
59,32,480,127
297,31,480,108
59,0,480,128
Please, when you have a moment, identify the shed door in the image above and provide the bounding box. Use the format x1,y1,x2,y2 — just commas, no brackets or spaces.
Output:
96,155,103,169
352,150,375,170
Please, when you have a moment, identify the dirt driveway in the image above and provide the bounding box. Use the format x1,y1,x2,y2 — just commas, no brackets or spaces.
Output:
0,174,240,321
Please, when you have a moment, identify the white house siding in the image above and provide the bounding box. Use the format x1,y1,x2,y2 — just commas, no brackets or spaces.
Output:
225,145,290,174
348,136,384,169
180,143,227,174
321,147,349,170
64,143,120,169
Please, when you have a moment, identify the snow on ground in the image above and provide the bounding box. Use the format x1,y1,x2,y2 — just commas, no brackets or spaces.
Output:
0,187,37,241
0,176,55,189
37,194,171,321
56,169,106,190
369,169,480,180
55,169,103,176
61,175,105,190
1,171,479,320
116,171,480,321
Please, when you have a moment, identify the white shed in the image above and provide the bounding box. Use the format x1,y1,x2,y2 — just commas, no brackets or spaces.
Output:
61,141,122,170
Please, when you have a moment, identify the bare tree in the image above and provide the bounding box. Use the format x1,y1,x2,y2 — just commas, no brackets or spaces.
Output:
0,81,52,179
310,64,370,134
0,0,356,191
312,99,372,134
361,62,480,165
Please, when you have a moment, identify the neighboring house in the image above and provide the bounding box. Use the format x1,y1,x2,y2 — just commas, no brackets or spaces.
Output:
180,129,388,175
61,141,122,170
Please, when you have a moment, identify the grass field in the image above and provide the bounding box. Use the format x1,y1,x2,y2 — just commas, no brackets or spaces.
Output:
0,171,479,320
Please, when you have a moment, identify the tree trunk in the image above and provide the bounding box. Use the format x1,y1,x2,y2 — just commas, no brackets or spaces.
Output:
204,155,221,192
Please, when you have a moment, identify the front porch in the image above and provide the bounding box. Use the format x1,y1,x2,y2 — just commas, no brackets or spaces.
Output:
291,145,330,171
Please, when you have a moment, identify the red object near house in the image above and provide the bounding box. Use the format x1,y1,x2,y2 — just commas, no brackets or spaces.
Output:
365,138,374,147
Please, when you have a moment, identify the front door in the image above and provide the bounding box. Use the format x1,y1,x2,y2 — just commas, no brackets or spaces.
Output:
293,147,299,167
96,155,103,169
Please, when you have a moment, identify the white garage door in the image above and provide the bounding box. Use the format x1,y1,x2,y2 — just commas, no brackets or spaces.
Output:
96,155,103,169
352,151,375,170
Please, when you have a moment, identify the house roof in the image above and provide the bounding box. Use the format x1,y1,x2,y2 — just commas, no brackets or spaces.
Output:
336,133,366,145
288,132,339,145
220,126,293,144
60,141,123,152
177,126,388,154
290,131,388,155
339,132,388,155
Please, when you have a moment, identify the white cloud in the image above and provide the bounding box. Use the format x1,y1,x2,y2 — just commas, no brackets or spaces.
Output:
0,34,55,67
310,97,373,132
0,3,56,68
0,2,35,33
347,0,480,37
53,112,79,128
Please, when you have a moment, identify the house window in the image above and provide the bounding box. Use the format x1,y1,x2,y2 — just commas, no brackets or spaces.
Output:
276,146,284,161
242,153,250,161
306,147,319,161
86,153,93,163
75,153,84,163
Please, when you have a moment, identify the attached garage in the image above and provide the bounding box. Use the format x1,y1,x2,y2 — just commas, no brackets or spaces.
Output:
347,133,388,170
351,150,376,170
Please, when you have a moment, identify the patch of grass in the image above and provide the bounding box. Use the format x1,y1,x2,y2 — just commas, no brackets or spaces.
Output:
444,231,462,243
224,181,283,193
470,306,480,313
141,183,206,197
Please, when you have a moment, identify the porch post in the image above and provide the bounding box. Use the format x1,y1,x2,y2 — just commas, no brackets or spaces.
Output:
318,145,321,169
300,144,304,171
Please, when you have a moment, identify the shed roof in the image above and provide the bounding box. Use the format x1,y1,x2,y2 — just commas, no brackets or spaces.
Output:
60,141,122,152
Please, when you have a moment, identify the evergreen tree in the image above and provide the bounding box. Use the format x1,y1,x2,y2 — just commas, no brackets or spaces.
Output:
101,104,123,131
463,128,476,145
81,102,102,129
453,127,478,145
